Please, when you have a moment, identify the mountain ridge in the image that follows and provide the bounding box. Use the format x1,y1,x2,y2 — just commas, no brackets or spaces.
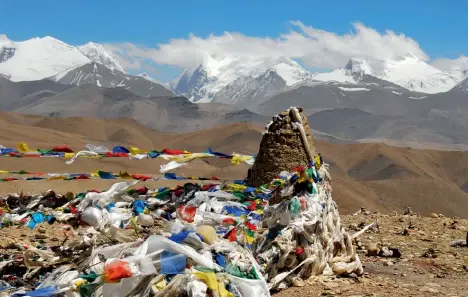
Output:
0,35,466,104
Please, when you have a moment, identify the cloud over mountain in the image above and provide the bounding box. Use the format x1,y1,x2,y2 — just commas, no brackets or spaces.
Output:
103,21,465,73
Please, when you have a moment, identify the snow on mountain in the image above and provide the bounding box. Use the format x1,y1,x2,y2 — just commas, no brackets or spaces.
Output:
213,69,287,105
137,72,161,84
375,54,461,93
343,54,463,94
174,55,308,102
1,33,463,100
51,62,174,98
309,69,357,84
78,42,123,72
450,77,468,93
306,55,462,94
344,58,373,75
0,36,90,81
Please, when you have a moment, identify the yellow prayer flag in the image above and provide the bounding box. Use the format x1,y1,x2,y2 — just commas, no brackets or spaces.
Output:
245,234,255,244
226,184,247,192
172,153,210,163
64,153,76,159
129,146,147,155
314,154,321,170
90,171,100,177
193,271,234,297
17,142,31,153
231,154,252,165
119,171,132,179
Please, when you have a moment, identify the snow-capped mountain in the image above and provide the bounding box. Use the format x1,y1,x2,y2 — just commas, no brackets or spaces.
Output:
0,35,173,97
173,55,308,103
213,69,287,105
173,52,466,105
0,36,90,81
1,34,465,104
342,54,463,94
78,42,124,72
51,62,174,98
137,72,165,85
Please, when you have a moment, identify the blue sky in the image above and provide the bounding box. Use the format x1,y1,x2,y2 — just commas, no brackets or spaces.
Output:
1,0,467,81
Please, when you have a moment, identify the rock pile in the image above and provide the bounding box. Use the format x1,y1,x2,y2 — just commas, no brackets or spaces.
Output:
247,107,317,187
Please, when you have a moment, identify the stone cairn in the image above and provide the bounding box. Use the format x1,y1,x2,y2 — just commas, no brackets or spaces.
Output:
247,107,316,187
247,107,364,290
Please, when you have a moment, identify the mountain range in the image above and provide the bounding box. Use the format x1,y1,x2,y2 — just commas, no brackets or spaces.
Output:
0,35,467,149
174,53,466,105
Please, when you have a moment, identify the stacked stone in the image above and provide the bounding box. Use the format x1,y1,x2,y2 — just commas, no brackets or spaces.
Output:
247,107,316,187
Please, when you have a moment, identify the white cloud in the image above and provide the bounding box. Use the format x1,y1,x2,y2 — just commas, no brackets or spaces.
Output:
431,55,468,72
104,21,466,75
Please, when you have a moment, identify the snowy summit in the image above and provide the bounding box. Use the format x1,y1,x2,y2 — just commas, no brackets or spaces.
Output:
78,42,124,72
0,36,90,81
173,55,308,103
0,34,465,99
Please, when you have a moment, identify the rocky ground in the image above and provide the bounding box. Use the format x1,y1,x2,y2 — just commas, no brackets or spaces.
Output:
1,211,467,297
275,212,468,297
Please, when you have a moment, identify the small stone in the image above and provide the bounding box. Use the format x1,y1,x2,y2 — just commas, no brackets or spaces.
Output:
292,277,306,287
349,223,358,230
419,286,439,293
6,243,24,250
366,243,379,256
324,282,339,289
364,210,371,215
430,213,439,218
399,217,405,222
50,237,59,242
37,228,46,234
401,273,407,277
34,234,47,239
384,261,394,266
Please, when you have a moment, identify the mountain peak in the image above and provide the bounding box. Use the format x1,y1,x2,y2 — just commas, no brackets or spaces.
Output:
344,58,373,75
138,72,160,84
0,34,11,45
41,36,63,42
78,42,124,72
0,36,90,81
174,55,308,102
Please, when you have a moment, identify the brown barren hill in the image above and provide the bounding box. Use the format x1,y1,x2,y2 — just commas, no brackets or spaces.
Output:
0,111,466,218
